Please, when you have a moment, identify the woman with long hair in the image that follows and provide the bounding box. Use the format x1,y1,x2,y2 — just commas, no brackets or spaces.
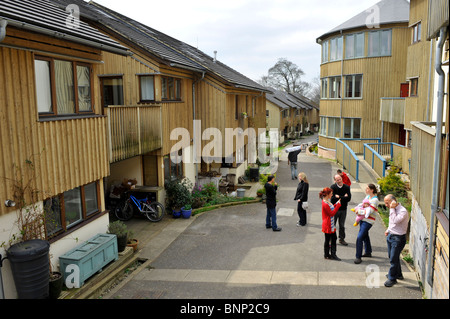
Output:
354,184,379,264
294,172,309,226
320,187,342,260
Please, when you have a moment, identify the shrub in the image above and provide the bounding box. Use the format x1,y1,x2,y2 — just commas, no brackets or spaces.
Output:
165,178,193,210
377,165,407,198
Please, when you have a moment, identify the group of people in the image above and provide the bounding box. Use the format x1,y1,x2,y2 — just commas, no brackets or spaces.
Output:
264,147,410,288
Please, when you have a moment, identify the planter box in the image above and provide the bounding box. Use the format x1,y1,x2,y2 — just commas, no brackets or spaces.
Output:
59,233,118,287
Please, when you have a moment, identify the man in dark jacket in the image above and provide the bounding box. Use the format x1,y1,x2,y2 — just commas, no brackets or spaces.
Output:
331,174,351,245
265,175,281,231
287,148,302,180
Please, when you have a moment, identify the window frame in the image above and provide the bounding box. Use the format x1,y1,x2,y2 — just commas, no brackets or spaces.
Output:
329,76,342,99
34,56,94,117
344,74,363,99
100,76,124,107
345,32,365,59
409,78,419,97
161,76,182,101
343,117,361,138
368,29,392,57
412,22,421,44
44,181,101,239
139,75,156,103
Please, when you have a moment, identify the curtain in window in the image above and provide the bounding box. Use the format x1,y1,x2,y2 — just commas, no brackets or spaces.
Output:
35,60,53,113
140,76,155,101
84,182,98,216
77,65,92,111
55,60,75,114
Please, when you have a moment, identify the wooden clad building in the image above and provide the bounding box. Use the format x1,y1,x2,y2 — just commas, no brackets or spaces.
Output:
0,0,129,298
316,0,410,155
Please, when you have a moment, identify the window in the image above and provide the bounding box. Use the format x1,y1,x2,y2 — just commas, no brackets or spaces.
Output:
319,117,327,135
139,75,155,102
35,56,93,116
321,40,329,63
412,22,421,43
161,76,182,100
328,117,341,138
329,76,341,99
164,153,183,182
330,36,343,61
368,29,392,57
345,74,363,98
44,181,100,238
101,77,124,107
345,33,365,59
409,78,418,97
321,78,328,99
343,118,361,138
235,96,239,120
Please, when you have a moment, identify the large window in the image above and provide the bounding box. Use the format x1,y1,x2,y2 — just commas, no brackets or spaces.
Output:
321,78,328,99
368,29,392,57
35,57,93,116
343,118,361,138
161,76,182,101
345,33,365,59
329,76,341,99
319,117,327,135
409,78,418,97
330,36,343,61
345,74,363,98
327,117,341,138
44,181,100,238
139,75,155,102
101,77,124,107
321,40,329,63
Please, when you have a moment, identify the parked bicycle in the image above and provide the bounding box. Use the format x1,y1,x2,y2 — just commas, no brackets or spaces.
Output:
114,193,165,222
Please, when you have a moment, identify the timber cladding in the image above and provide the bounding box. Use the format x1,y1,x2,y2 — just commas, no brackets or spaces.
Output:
319,25,410,144
0,46,109,216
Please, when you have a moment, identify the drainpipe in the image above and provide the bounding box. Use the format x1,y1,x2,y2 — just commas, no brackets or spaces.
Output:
0,19,7,42
192,72,205,183
425,27,447,294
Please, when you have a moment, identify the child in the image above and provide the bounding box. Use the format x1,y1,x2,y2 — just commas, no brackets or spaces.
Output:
351,199,371,226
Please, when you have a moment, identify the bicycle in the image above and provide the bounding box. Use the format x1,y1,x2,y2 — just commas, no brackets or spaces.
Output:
114,193,165,222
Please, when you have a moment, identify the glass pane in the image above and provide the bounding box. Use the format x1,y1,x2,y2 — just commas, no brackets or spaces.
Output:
77,65,92,111
368,32,378,56
354,75,362,98
355,33,364,57
161,78,167,99
345,75,353,98
353,118,361,138
344,119,352,138
175,79,181,99
336,37,343,60
380,30,391,56
64,187,82,228
140,76,155,101
55,60,75,114
102,77,124,106
84,182,98,216
35,60,53,113
345,35,354,58
44,197,63,236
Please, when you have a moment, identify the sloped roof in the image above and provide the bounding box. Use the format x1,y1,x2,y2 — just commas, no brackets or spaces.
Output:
266,89,317,110
317,0,410,42
52,0,266,92
0,0,128,54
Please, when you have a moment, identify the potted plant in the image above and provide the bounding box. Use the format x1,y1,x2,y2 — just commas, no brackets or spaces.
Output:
181,204,192,219
126,230,138,252
49,265,63,299
107,221,130,252
165,178,193,218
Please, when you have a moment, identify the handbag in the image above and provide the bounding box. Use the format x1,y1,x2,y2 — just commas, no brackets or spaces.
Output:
302,202,309,209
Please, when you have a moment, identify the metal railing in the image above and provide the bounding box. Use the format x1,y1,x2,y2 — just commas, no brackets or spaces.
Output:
335,138,360,182
363,142,409,177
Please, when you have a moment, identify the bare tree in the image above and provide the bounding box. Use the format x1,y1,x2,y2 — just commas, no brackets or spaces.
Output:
259,58,311,95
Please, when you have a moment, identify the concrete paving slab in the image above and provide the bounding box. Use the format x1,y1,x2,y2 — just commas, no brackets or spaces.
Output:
184,269,231,283
318,272,368,286
226,270,273,285
271,271,318,285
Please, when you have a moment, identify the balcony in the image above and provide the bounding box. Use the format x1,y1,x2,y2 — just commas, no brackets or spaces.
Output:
106,105,162,163
380,98,405,125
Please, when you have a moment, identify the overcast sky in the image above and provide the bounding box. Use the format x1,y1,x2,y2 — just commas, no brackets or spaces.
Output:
92,0,378,84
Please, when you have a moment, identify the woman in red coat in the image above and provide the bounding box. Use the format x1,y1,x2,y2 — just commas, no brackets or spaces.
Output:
320,187,342,260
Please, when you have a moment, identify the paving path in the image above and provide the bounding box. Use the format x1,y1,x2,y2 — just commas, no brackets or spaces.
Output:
104,134,422,301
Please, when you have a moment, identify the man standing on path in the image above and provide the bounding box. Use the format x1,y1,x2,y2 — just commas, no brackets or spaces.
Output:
265,175,282,231
287,147,302,180
384,194,409,287
330,174,351,245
